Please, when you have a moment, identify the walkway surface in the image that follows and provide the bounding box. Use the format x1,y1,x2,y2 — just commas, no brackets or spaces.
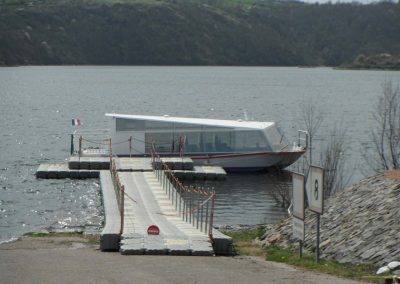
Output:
119,171,214,255
0,237,365,284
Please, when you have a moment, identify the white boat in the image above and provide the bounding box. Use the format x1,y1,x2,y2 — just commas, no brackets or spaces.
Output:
105,113,307,171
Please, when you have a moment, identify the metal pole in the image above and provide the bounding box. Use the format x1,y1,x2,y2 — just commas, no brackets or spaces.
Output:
299,241,303,258
196,194,200,229
175,178,178,209
316,213,320,263
209,191,216,237
200,195,204,232
70,134,74,155
205,200,209,234
120,185,125,237
178,181,182,216
129,136,132,158
79,136,82,159
109,138,112,158
189,188,192,224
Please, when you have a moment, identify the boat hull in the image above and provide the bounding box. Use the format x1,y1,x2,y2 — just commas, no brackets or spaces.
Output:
190,151,305,171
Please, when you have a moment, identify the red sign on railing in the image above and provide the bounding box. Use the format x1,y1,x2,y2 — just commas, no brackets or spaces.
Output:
147,225,160,235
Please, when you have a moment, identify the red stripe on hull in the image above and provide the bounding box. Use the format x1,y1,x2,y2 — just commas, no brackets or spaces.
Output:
190,151,305,160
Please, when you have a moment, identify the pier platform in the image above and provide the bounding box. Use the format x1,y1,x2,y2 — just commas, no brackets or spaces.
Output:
36,164,99,179
36,155,232,255
37,157,226,180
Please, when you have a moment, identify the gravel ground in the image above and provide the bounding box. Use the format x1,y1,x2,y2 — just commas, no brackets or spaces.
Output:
0,236,366,284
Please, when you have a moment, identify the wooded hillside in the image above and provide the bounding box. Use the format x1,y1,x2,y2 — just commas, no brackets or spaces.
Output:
1,0,399,66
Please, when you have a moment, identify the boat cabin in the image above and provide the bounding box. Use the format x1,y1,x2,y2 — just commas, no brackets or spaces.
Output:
106,114,289,156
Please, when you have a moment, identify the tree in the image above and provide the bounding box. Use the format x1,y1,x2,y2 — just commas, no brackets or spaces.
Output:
366,80,400,172
300,101,324,166
320,124,348,197
271,101,348,209
269,170,292,208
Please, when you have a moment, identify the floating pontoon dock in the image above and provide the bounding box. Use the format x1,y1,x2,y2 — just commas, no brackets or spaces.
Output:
36,152,231,255
37,157,226,180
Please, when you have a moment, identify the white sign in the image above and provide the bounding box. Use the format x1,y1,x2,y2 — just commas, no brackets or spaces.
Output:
292,173,305,220
293,217,305,242
306,166,324,214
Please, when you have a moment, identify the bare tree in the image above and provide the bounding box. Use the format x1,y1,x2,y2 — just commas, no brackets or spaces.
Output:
300,101,324,165
272,101,348,208
320,124,349,197
269,170,292,208
366,80,400,172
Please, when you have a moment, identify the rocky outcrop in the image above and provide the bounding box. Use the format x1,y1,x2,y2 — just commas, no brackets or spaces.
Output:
258,173,400,267
344,53,400,70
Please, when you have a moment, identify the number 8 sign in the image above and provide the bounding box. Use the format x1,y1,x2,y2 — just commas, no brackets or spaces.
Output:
306,166,324,214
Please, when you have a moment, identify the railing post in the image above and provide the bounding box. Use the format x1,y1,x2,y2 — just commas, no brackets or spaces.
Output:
129,136,132,158
78,136,82,159
200,194,204,232
70,134,74,155
183,185,187,222
120,185,125,237
178,180,182,217
196,193,200,229
209,190,216,238
205,199,209,234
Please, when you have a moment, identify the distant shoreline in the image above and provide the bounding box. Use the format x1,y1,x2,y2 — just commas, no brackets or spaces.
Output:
341,53,400,71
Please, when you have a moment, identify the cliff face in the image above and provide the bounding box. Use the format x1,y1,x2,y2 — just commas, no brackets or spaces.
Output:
259,172,400,267
1,1,400,66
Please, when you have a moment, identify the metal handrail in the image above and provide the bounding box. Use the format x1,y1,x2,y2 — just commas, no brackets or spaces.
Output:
298,130,309,149
72,128,110,135
108,142,216,239
150,144,216,238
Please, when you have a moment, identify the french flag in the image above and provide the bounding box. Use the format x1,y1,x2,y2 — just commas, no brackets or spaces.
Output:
72,118,81,126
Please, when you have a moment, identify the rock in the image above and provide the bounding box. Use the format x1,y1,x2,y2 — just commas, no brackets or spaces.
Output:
319,239,331,249
267,233,282,244
259,173,400,267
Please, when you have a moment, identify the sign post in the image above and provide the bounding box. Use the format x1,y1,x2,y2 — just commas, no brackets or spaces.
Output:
292,173,305,257
306,166,324,263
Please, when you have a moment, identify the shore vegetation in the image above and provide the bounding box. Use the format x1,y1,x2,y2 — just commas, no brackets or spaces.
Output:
224,227,378,283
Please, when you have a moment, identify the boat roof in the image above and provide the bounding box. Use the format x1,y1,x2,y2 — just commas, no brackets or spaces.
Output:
105,113,275,130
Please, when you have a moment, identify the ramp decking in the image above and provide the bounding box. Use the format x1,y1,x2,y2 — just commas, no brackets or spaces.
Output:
119,171,214,255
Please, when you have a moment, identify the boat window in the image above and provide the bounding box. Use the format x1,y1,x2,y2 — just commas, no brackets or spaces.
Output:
265,125,288,151
145,120,173,131
145,132,174,153
116,118,145,131
174,132,202,153
234,130,270,152
171,130,235,153
173,123,202,131
214,132,234,152
202,131,215,152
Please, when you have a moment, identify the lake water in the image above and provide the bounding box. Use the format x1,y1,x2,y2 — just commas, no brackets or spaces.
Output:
1,66,399,243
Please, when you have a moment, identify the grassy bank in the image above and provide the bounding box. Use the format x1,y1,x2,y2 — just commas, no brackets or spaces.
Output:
224,227,378,282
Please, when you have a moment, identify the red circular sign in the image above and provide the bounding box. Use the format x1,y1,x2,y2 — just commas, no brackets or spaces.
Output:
147,225,160,235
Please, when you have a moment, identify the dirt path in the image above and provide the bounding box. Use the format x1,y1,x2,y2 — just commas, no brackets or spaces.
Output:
0,236,365,284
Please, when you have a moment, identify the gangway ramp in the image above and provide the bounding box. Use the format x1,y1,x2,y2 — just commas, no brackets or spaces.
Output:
119,171,214,255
